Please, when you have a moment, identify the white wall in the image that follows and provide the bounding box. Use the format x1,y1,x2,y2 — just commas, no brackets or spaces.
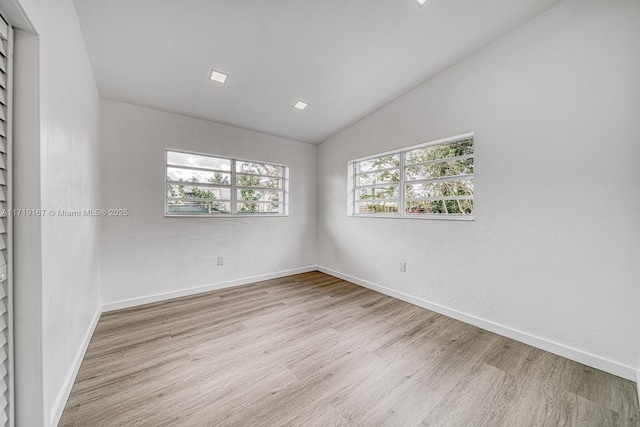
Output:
11,0,102,425
318,0,640,379
13,27,43,427
8,0,640,425
100,100,317,306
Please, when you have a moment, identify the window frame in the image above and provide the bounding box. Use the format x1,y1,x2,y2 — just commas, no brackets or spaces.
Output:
347,132,474,221
165,148,289,218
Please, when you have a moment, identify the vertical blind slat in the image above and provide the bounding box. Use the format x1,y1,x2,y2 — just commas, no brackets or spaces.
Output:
0,13,11,427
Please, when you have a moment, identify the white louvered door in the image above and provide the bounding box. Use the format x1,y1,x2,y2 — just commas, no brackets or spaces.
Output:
0,12,12,427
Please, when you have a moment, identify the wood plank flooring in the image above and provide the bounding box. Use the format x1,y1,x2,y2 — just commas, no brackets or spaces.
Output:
59,271,639,426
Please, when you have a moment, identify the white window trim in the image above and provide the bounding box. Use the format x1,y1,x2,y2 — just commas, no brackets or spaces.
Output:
347,132,474,221
165,148,289,218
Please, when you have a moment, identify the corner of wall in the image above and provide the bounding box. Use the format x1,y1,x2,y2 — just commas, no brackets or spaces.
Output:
316,266,638,382
49,306,101,427
636,361,640,408
102,266,317,312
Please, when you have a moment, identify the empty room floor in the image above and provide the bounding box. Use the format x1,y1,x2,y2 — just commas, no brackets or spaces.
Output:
59,272,639,426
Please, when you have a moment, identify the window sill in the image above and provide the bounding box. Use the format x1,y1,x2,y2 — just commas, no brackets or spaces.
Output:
165,213,288,218
349,214,473,221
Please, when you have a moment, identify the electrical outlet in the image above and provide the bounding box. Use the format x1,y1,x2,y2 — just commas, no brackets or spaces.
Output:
399,262,406,272
217,256,224,266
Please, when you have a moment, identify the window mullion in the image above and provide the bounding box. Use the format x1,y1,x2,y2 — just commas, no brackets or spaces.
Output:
167,164,231,174
231,159,237,214
354,165,399,175
282,170,287,215
166,180,231,189
353,162,358,215
354,183,400,190
405,174,474,185
405,153,473,168
400,152,406,217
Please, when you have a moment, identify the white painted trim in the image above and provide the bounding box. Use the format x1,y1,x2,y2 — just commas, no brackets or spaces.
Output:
636,367,640,408
102,266,317,312
316,266,637,381
51,266,640,425
0,0,38,34
49,306,101,427
349,213,474,221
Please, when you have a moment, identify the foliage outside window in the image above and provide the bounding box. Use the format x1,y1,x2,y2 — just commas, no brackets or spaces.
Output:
166,150,287,216
350,134,474,219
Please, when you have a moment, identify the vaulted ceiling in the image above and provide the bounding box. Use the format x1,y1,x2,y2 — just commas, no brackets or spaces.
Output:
74,0,561,144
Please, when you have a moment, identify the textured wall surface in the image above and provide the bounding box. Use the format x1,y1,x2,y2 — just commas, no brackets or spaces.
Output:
12,0,102,425
10,0,640,425
318,0,640,375
100,101,317,304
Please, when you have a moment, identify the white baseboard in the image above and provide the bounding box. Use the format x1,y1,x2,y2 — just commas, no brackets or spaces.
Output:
636,367,640,407
49,306,101,427
317,266,637,382
102,266,318,312
50,265,640,427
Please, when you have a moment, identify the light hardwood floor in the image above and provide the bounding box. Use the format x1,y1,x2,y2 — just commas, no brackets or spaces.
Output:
60,272,639,426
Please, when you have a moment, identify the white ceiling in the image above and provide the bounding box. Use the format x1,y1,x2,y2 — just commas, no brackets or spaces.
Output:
74,0,561,144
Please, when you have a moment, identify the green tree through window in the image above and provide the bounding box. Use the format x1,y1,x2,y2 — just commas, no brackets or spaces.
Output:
352,135,474,217
166,150,287,216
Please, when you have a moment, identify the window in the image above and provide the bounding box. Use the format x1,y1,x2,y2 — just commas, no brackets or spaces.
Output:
349,133,474,219
166,149,288,216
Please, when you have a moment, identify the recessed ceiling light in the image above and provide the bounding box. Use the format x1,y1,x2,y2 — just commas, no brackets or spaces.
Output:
209,69,228,84
293,101,309,110
415,0,428,6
